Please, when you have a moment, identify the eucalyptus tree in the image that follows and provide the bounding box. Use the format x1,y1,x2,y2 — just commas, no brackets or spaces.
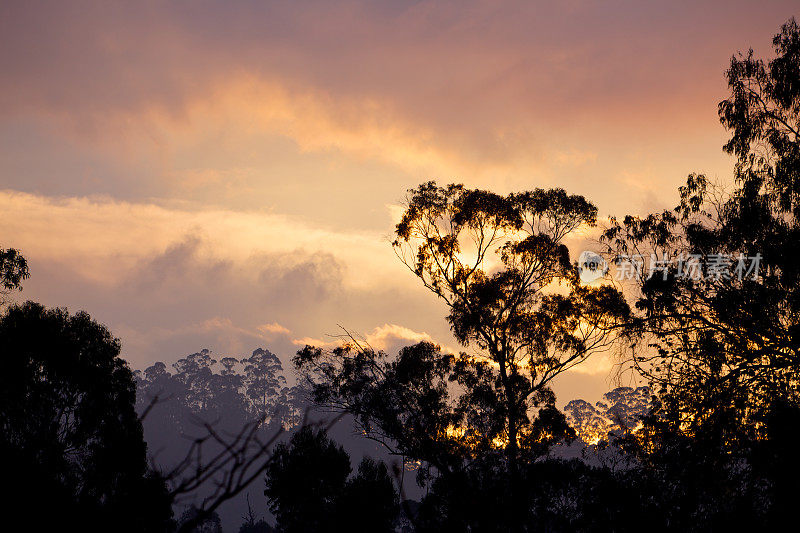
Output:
599,19,800,527
602,18,800,443
296,182,629,528
390,183,628,467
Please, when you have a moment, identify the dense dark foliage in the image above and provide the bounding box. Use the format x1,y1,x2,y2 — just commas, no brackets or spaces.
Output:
598,17,800,528
264,427,398,533
0,301,174,532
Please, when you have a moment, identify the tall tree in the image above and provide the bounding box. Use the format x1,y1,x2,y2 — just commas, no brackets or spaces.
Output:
391,183,627,471
601,17,800,527
0,302,174,531
297,183,629,530
603,17,800,445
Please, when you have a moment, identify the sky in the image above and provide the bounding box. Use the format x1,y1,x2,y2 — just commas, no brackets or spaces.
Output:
1,0,797,404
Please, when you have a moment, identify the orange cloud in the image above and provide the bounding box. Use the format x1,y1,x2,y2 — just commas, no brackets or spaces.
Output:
258,322,291,336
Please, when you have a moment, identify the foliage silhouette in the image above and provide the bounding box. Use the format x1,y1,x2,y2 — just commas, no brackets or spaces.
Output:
298,184,629,529
564,386,651,444
0,301,174,531
599,16,800,528
136,348,306,435
391,183,628,472
603,16,800,447
177,505,223,532
264,426,398,533
0,247,28,305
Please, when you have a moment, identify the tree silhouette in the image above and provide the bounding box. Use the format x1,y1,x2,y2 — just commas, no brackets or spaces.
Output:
238,495,275,533
603,17,800,447
393,183,627,474
297,341,469,477
335,456,399,533
297,183,629,529
242,348,289,424
0,247,28,306
564,386,651,444
137,347,304,432
0,301,174,531
600,16,800,528
264,426,398,533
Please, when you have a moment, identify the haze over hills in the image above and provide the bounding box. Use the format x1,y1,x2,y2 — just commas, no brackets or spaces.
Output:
136,345,652,530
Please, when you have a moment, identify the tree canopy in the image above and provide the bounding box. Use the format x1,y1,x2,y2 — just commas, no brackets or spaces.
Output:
264,426,398,533
0,301,174,531
296,183,630,530
602,17,800,447
597,17,800,528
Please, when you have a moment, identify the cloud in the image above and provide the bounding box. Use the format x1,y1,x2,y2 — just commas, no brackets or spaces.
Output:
258,322,291,336
3,0,789,219
4,0,778,139
364,323,433,349
290,323,459,356
0,190,434,365
365,323,463,357
566,352,616,376
1,188,644,404
0,189,403,287
4,0,794,406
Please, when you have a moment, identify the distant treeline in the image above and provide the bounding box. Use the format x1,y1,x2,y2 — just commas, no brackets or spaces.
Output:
135,348,309,433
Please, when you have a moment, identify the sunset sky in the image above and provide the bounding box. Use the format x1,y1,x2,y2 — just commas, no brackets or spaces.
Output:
1,0,797,404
